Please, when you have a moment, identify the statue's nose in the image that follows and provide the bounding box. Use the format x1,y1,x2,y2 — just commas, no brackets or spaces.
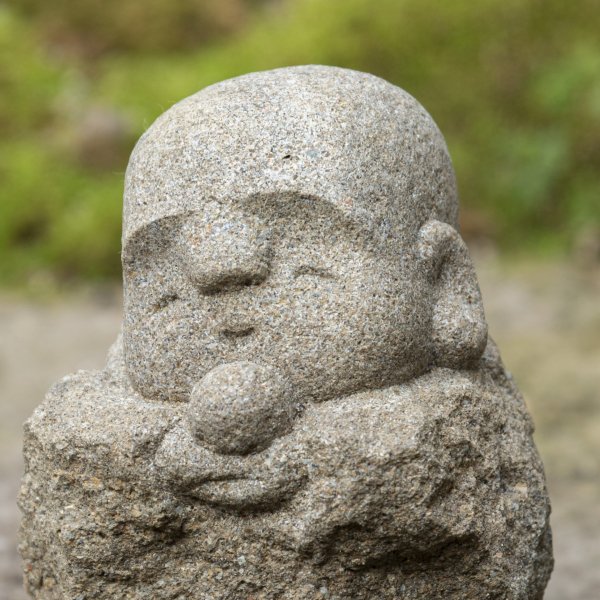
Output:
181,219,271,295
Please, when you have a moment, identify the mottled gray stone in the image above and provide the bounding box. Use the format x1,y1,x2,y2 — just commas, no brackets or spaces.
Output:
19,66,553,599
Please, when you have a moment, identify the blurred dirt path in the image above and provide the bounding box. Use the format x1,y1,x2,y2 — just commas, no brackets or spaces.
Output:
1,257,599,599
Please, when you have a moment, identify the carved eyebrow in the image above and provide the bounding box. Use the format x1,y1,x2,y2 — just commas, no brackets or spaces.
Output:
292,264,336,279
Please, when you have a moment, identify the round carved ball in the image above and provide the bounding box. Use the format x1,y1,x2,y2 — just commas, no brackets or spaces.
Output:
188,361,296,455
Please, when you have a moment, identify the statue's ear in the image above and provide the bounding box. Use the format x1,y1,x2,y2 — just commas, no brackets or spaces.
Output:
417,220,488,369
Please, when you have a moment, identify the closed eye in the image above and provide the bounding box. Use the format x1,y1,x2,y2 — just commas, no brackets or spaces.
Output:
293,265,335,279
151,292,180,312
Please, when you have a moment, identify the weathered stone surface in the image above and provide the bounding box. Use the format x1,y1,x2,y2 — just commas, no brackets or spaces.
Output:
19,66,553,599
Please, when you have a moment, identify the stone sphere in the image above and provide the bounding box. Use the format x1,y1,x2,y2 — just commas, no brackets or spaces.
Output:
188,361,297,455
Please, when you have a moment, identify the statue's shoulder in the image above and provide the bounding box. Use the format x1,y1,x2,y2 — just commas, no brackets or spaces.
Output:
24,346,176,476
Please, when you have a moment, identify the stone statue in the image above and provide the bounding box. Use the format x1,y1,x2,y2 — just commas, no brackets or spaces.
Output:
19,66,553,599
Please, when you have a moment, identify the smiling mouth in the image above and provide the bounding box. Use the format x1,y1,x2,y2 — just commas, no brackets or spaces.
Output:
220,325,255,339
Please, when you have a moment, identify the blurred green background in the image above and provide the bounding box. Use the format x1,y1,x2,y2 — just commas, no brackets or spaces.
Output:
1,0,599,287
1,4,599,597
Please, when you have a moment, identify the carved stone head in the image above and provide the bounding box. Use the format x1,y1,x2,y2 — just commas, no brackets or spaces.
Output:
20,67,552,600
121,65,487,452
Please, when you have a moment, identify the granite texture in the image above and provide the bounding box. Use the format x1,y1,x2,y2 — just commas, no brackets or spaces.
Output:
19,66,553,599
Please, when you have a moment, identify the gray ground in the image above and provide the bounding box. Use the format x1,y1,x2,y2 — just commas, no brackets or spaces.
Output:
1,255,598,599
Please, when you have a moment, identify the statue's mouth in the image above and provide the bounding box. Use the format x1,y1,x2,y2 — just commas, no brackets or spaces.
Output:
220,325,255,339
213,319,257,344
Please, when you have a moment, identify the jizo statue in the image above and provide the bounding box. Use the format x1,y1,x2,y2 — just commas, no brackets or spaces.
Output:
20,66,553,599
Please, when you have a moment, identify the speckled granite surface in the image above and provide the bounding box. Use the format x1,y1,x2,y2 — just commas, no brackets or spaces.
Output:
19,66,552,599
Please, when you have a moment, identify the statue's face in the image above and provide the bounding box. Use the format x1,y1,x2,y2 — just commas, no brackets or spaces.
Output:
123,195,432,403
